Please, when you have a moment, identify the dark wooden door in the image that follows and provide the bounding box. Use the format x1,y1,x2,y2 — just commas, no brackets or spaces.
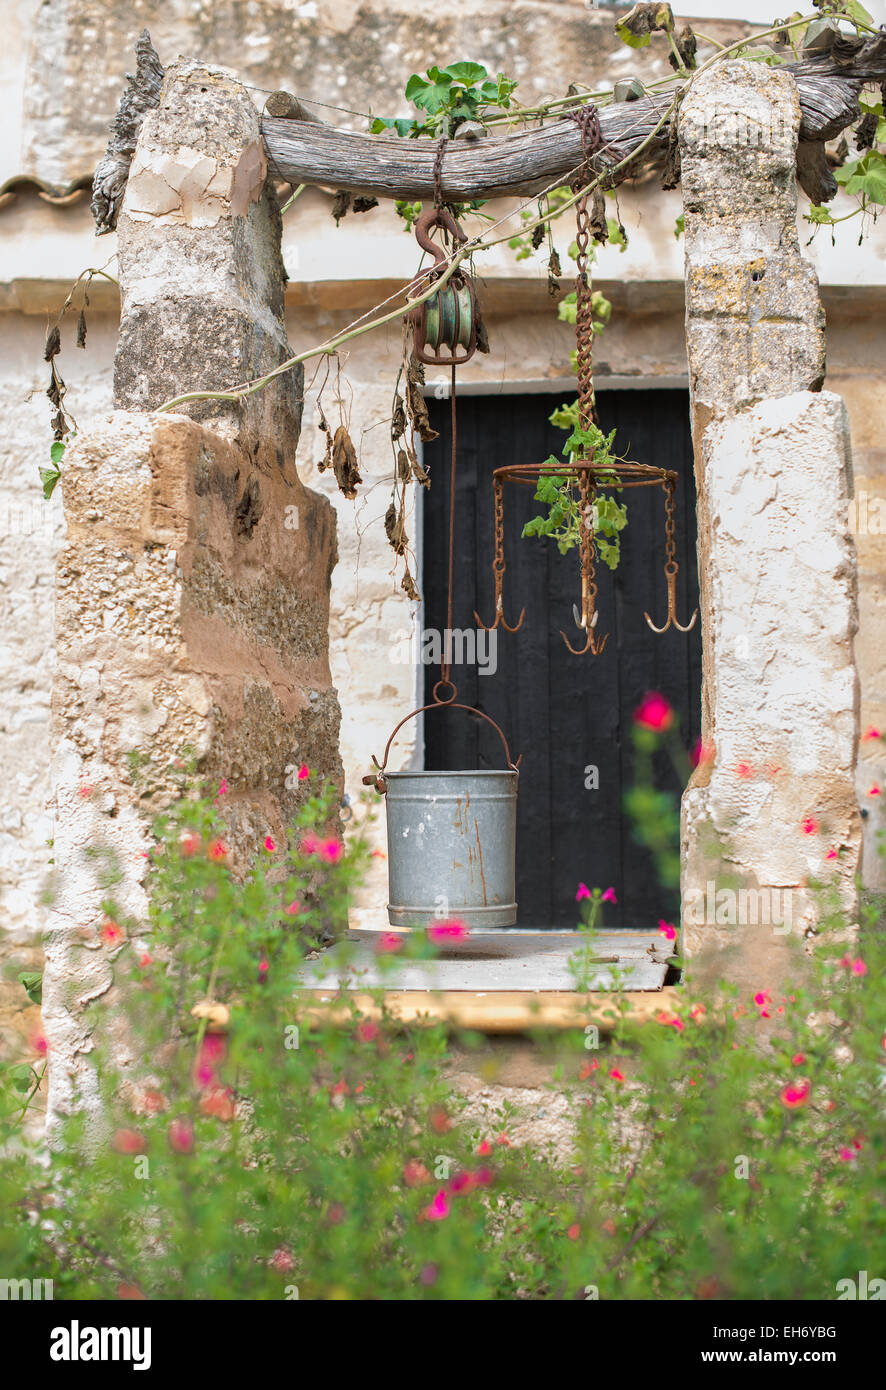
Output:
422,389,702,929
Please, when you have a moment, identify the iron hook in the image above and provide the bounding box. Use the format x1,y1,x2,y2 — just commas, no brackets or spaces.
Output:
645,566,698,635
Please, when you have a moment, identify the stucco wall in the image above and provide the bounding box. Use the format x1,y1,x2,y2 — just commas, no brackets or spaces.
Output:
1,1,885,1053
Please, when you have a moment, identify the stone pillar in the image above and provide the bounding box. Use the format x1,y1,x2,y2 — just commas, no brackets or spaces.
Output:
44,68,340,1127
113,59,301,470
678,61,861,986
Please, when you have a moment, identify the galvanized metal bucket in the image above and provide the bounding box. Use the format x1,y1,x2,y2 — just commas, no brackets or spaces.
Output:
384,768,518,928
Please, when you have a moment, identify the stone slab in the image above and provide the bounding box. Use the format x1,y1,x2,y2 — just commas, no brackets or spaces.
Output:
296,929,671,994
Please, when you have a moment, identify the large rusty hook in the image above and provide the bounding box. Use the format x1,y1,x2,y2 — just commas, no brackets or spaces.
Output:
645,563,698,635
414,206,467,266
474,597,526,634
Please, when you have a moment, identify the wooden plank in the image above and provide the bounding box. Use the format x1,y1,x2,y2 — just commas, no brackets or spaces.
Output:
295,985,679,1033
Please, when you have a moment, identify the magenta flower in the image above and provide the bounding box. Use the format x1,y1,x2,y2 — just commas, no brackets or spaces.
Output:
609,1067,625,1082
601,887,617,904
658,920,677,941
862,726,881,741
801,816,819,836
838,1147,856,1163
319,838,343,864
633,692,673,732
781,1079,810,1109
423,1190,450,1222
868,785,882,797
264,835,276,852
575,882,592,902
168,1118,195,1154
851,958,868,977
300,832,322,855
375,932,404,954
298,764,310,780
217,778,229,798
428,920,469,943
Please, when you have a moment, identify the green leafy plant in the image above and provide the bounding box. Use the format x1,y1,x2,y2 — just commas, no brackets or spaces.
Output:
521,420,628,568
371,62,518,140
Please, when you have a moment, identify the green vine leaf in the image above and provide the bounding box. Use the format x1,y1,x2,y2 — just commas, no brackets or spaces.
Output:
835,150,886,205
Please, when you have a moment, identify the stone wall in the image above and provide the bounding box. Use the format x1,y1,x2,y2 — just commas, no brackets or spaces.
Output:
679,61,861,988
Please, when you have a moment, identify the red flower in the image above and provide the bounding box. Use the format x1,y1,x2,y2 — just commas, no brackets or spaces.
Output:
200,1086,236,1122
179,830,201,856
791,1053,806,1067
402,1160,432,1188
112,1129,146,1155
567,1223,581,1241
801,817,819,836
356,1020,379,1043
868,785,882,798
579,1059,599,1079
284,899,301,916
476,1139,493,1157
100,919,124,946
781,1080,810,1109
375,932,403,954
263,835,276,853
168,1118,194,1153
207,839,229,863
609,1067,625,1082
735,761,753,779
633,692,673,732
656,1010,685,1032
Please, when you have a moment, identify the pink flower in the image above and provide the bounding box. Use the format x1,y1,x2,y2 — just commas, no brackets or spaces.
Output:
868,785,882,797
298,764,310,781
78,784,94,798
423,1190,450,1222
601,887,617,904
609,1067,625,1082
656,1010,685,1032
270,1248,295,1274
427,920,469,943
375,932,404,954
781,1079,810,1109
207,839,229,863
567,1223,581,1241
371,849,386,860
753,990,771,1008
32,1033,48,1055
356,1020,379,1043
101,919,124,946
851,957,868,977
791,1053,806,1066
112,1129,146,1155
319,837,343,864
633,692,673,732
476,1139,492,1157
862,726,881,741
216,778,229,798
838,1147,856,1163
138,953,152,968
575,882,592,902
826,847,839,861
179,830,201,856
300,832,322,855
658,920,677,941
263,835,276,853
801,817,819,836
284,899,301,916
735,761,753,779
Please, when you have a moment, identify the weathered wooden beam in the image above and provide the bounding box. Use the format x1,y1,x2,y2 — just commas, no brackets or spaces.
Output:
93,29,886,233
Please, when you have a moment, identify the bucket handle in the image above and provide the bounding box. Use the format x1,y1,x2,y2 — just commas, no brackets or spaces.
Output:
363,695,521,794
